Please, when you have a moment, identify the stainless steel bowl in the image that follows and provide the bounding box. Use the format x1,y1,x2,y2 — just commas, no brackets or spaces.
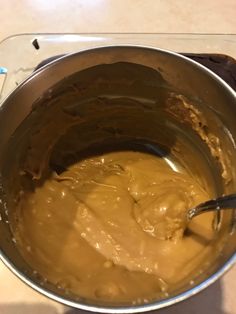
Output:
0,46,236,313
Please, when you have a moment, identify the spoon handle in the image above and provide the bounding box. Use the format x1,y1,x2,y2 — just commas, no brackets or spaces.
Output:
188,193,236,219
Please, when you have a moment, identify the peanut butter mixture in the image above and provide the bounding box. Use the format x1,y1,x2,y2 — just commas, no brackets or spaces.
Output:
14,150,214,304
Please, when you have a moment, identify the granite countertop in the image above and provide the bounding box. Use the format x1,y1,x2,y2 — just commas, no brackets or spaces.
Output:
0,1,236,313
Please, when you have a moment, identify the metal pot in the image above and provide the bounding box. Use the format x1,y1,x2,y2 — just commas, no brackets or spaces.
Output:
0,46,236,313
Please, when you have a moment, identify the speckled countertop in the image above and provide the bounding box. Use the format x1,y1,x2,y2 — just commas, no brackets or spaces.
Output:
0,1,236,313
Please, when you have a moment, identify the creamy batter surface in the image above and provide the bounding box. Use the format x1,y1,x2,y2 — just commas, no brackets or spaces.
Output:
15,150,214,303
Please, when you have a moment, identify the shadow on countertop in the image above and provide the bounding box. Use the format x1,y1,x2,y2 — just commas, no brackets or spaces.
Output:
0,280,231,314
0,303,59,314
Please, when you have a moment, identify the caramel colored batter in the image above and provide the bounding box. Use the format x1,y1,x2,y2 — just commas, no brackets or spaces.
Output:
15,150,214,304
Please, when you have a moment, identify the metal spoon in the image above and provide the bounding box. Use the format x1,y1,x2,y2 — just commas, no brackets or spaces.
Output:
187,193,236,220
